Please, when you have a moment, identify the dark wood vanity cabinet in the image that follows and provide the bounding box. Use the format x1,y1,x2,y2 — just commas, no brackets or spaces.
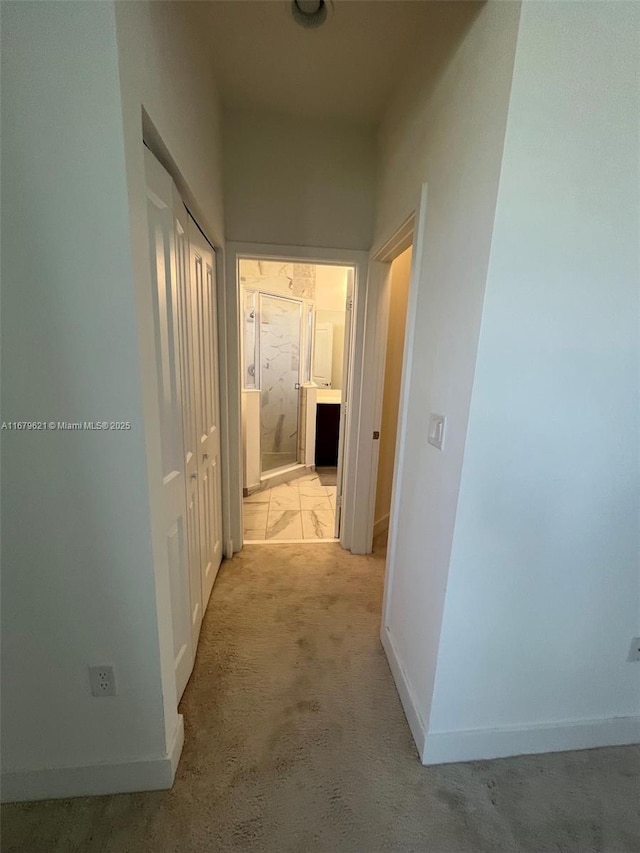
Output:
315,403,340,466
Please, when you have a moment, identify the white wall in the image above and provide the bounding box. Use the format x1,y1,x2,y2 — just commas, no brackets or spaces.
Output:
115,1,224,245
114,0,228,752
377,0,522,750
426,0,640,761
1,0,228,800
315,265,349,311
222,110,376,250
315,265,348,390
241,391,261,492
0,1,170,799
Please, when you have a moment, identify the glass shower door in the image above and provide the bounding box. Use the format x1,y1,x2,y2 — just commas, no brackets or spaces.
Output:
259,294,302,473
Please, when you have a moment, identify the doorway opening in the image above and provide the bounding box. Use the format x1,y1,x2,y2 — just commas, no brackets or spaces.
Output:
365,205,422,570
372,246,413,547
239,258,355,543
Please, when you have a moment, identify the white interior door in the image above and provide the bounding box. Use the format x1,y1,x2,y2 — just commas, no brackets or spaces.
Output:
145,148,193,700
335,269,355,537
173,189,203,649
189,217,223,607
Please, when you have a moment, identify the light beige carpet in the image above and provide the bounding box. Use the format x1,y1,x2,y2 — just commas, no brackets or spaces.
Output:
2,541,639,852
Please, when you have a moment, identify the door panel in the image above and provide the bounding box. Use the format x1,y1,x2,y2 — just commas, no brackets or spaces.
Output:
189,218,223,607
174,190,202,647
167,517,190,673
145,148,193,700
259,294,302,473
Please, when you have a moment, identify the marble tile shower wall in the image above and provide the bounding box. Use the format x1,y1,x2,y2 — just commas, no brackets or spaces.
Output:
240,260,316,300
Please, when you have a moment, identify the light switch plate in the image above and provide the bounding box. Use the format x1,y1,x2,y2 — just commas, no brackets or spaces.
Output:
428,414,446,450
627,637,640,662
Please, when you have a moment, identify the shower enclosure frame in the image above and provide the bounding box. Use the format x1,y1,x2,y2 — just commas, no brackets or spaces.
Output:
242,286,314,479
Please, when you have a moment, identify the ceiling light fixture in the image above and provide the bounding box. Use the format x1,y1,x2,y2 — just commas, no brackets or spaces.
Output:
291,0,330,29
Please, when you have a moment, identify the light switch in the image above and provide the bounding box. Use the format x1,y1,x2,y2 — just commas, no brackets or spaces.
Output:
428,413,446,449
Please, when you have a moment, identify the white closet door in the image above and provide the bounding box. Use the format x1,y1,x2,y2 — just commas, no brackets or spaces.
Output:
144,148,193,700
189,217,223,607
173,188,203,650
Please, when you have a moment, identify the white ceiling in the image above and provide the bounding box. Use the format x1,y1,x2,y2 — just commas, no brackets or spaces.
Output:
202,1,480,125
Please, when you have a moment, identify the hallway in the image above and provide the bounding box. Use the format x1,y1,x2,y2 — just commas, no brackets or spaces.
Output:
3,542,639,852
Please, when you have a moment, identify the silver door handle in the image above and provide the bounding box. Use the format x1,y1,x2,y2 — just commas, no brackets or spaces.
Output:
294,383,301,390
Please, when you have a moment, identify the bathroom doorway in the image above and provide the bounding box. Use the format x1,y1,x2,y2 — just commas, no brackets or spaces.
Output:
239,258,355,542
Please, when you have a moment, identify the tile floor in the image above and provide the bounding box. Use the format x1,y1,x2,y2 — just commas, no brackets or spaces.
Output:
243,473,337,541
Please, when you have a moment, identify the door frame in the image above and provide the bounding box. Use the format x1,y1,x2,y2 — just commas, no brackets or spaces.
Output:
223,242,369,552
361,212,417,553
366,185,428,622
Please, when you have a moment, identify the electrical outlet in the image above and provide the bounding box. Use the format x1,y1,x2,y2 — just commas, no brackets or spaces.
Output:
627,638,640,663
89,665,117,696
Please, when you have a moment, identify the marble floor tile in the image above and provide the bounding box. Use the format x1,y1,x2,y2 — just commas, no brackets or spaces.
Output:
243,505,269,521
243,507,269,540
269,491,301,511
243,526,268,541
297,473,322,485
268,481,299,492
301,509,336,539
266,509,303,540
243,478,338,541
298,483,330,498
300,493,333,512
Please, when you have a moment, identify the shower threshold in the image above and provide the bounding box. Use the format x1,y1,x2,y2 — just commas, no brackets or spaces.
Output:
260,462,310,491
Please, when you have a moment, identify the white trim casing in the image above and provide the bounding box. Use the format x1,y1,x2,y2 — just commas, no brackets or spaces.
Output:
1,716,185,803
346,203,416,554
220,246,244,556
348,260,389,553
216,246,240,559
379,186,428,628
355,199,423,556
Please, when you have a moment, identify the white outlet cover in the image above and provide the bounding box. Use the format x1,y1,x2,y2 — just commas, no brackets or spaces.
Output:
89,664,117,696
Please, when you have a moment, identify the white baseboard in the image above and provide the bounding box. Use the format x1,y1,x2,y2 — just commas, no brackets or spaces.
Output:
168,713,185,778
380,625,426,758
1,715,185,803
423,714,640,765
373,514,389,538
